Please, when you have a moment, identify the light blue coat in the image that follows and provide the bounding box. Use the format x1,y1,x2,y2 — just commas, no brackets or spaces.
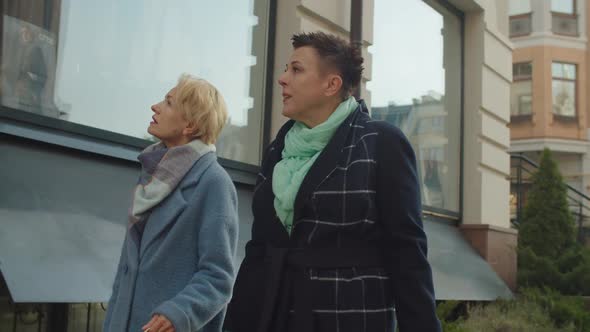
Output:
104,152,238,332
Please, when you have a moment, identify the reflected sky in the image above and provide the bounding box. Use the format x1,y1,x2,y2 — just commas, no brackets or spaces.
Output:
54,0,256,138
368,0,444,107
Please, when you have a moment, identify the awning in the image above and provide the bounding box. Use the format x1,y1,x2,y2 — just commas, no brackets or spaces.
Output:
0,209,125,303
0,209,512,303
425,219,513,300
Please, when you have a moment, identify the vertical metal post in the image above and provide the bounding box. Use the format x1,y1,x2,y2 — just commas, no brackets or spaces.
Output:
48,303,68,332
350,0,363,99
516,156,523,224
86,304,91,332
44,0,53,30
37,305,43,332
12,308,17,332
578,202,584,245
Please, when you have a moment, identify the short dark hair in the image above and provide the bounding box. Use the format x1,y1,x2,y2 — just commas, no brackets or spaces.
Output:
291,32,364,98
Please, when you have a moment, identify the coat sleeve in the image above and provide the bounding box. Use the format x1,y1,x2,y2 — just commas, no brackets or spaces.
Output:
152,171,239,331
103,235,128,331
375,122,441,331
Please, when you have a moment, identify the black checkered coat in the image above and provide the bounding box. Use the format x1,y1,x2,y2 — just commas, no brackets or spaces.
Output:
225,102,441,332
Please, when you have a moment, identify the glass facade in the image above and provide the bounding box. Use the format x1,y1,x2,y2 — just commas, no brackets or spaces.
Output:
368,0,462,213
0,0,270,165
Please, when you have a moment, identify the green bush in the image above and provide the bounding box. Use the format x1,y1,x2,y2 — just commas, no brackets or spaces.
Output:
457,299,573,332
521,288,590,331
563,248,590,295
434,290,590,331
436,301,466,332
517,148,590,296
519,149,575,260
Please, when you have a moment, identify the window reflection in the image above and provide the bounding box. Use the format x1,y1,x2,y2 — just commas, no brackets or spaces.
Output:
0,0,269,165
552,0,575,14
369,0,461,212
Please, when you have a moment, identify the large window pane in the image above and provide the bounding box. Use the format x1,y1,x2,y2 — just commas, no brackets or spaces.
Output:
511,83,532,116
0,0,269,165
552,80,576,117
369,0,461,213
552,62,576,80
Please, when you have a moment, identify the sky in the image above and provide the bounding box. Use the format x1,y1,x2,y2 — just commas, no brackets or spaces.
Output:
53,0,257,139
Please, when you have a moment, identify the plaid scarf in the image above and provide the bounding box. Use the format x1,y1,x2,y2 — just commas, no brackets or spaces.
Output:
128,139,215,229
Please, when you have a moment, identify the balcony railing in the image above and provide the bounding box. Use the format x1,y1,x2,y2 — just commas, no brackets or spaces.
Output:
510,13,532,38
552,12,578,37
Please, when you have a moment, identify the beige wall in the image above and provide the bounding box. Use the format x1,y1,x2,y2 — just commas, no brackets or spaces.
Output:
453,0,512,228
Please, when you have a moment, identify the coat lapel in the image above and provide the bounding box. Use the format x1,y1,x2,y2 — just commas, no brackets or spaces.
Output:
257,121,294,241
138,153,216,258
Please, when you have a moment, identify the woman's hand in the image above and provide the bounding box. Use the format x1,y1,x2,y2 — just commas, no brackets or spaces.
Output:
142,314,175,332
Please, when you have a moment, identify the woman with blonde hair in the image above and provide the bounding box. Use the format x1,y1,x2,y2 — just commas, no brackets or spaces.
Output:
104,74,238,332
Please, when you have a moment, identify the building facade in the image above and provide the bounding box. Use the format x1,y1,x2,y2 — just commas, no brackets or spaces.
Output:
508,0,590,242
0,0,515,330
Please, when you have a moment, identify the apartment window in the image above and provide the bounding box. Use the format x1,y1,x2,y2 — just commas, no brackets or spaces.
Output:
552,0,578,36
0,0,271,166
509,0,532,37
552,62,576,118
511,63,532,117
552,0,575,14
369,0,462,213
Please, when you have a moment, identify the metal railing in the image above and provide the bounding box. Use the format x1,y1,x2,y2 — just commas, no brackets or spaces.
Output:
510,153,590,245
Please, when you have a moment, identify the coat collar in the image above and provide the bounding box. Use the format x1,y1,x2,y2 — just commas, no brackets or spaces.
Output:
126,153,217,260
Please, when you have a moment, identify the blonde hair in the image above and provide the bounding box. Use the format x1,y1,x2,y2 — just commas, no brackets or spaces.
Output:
174,74,228,144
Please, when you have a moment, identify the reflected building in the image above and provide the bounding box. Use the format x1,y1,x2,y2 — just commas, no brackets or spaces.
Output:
508,0,590,244
372,92,448,209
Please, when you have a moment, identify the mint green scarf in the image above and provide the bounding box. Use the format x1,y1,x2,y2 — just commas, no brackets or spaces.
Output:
272,96,359,234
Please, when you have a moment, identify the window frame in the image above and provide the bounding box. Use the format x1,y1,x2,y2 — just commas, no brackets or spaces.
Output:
551,61,578,119
0,0,278,177
511,62,533,119
423,0,465,221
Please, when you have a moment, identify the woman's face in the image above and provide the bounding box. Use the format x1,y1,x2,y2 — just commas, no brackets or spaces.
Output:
148,87,191,147
278,46,331,123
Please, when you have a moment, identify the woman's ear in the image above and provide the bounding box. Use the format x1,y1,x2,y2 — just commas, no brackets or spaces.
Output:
182,122,198,137
324,74,343,97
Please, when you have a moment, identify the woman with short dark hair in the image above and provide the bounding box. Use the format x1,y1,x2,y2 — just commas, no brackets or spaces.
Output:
224,32,441,332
